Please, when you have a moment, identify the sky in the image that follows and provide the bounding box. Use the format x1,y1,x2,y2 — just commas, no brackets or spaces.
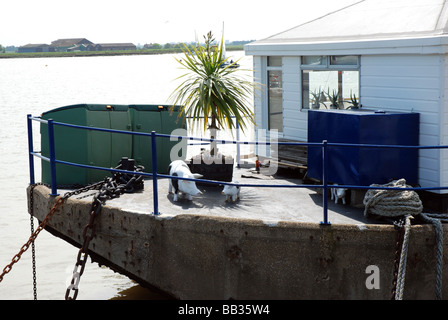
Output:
1,0,360,46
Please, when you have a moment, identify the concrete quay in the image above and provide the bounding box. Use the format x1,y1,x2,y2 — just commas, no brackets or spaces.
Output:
27,168,448,299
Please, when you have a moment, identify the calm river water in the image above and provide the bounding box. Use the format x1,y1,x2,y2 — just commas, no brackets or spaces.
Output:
0,51,253,300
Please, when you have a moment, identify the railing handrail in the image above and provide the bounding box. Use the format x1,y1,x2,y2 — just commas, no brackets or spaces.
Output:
27,114,448,225
30,116,445,149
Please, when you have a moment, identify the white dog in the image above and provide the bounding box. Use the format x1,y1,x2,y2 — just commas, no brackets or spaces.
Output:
330,184,347,204
222,181,241,202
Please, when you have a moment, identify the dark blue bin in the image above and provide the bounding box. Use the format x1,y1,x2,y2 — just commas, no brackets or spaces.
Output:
307,109,419,186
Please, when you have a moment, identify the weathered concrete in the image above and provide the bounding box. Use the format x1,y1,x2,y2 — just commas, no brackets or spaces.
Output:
27,169,448,299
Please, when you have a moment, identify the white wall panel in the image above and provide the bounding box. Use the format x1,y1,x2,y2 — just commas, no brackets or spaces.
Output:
361,54,442,188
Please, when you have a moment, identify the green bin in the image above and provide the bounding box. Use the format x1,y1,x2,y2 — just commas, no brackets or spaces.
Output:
41,104,132,186
129,104,187,173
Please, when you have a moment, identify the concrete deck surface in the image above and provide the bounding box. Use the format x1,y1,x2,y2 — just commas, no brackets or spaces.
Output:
67,167,382,226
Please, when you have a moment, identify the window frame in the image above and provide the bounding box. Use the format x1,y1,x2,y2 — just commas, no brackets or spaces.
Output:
267,57,283,132
301,55,359,70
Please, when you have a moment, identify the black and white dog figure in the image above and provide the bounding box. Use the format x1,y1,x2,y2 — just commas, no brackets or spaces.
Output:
168,160,203,201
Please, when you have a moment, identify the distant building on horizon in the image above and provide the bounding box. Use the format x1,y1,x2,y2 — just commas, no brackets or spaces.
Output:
18,43,54,53
17,38,136,53
5,46,17,53
51,38,94,52
66,43,94,52
93,43,137,51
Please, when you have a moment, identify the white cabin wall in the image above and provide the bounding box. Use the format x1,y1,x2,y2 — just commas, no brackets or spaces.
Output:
360,54,442,189
282,57,307,141
441,55,448,188
252,55,265,132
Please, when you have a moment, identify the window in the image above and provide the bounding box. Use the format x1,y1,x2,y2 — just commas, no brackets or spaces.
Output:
301,56,359,110
268,70,283,131
267,57,283,131
268,56,282,67
302,56,325,66
330,55,358,66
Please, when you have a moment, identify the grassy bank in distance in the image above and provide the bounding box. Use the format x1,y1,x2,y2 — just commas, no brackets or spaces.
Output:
0,45,245,59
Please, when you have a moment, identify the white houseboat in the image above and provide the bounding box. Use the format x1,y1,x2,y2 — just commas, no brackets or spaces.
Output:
245,0,448,211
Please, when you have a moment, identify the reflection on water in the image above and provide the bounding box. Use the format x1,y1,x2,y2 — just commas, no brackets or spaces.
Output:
112,284,175,300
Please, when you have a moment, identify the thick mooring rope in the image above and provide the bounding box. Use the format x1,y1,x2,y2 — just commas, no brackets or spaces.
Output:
363,179,446,300
419,213,448,300
394,215,411,300
363,179,423,219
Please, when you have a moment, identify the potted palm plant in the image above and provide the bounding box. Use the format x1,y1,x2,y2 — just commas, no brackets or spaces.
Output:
348,91,362,109
310,88,324,109
169,32,256,182
326,89,339,109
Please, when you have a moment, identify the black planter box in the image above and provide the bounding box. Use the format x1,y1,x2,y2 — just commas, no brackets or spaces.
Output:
188,158,234,184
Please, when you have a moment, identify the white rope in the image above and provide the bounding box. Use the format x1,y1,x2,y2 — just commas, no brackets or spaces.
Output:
395,215,411,300
363,179,423,218
419,212,448,300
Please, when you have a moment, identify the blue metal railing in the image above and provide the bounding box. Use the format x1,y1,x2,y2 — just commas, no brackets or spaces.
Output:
27,114,448,225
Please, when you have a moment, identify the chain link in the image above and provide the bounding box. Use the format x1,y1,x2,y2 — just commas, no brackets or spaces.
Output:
65,158,144,300
65,197,103,300
29,183,39,300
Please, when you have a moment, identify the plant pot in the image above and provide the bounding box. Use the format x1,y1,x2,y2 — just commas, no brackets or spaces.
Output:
188,153,234,185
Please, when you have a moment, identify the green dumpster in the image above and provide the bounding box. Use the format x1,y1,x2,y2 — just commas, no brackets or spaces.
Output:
41,104,132,186
41,103,187,186
129,105,187,173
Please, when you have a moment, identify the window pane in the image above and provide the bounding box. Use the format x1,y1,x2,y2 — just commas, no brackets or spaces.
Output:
342,71,359,108
302,70,359,109
302,56,325,66
268,56,282,67
268,70,283,131
330,55,358,66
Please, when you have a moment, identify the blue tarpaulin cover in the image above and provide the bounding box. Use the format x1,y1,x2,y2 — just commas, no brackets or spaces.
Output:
307,109,419,186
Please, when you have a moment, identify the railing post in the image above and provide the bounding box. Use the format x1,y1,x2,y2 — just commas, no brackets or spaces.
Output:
321,140,330,225
27,114,35,185
236,121,241,168
48,119,59,196
151,131,160,215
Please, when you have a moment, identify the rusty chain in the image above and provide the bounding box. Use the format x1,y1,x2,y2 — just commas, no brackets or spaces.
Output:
65,158,144,300
30,183,38,300
65,196,103,300
0,181,105,285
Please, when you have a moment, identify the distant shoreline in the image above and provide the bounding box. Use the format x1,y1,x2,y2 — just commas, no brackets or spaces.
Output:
0,45,244,59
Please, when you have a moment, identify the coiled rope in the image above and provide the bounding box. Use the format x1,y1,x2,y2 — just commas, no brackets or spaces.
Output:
363,178,445,300
363,179,423,219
